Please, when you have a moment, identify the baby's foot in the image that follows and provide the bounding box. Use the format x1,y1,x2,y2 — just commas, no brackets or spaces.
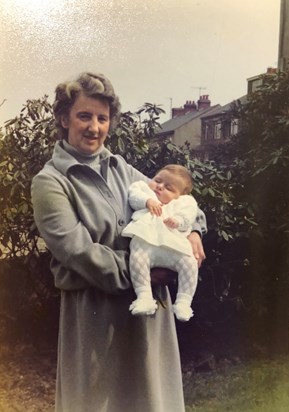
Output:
172,302,193,322
129,298,157,316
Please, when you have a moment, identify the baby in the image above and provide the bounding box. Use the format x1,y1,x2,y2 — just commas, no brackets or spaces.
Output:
122,164,199,321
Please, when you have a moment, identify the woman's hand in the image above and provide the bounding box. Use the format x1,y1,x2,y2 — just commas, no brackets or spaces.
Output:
187,231,206,268
150,268,177,286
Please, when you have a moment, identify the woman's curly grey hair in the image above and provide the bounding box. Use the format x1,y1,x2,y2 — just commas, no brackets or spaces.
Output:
53,72,121,139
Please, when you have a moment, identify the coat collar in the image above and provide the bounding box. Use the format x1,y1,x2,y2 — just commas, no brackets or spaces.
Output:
51,140,118,176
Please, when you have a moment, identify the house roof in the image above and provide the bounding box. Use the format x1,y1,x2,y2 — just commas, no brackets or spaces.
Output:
200,95,247,120
156,104,221,136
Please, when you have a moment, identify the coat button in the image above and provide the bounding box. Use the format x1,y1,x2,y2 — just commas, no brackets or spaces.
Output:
118,219,125,226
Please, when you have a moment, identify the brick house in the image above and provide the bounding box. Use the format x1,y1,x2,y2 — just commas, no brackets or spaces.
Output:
156,95,220,148
199,95,247,160
199,67,277,160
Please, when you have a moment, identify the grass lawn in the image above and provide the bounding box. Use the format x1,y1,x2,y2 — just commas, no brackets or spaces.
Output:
183,356,289,412
1,343,289,411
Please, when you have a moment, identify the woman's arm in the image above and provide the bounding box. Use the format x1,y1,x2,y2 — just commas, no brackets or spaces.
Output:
188,231,206,267
31,172,131,294
150,268,177,286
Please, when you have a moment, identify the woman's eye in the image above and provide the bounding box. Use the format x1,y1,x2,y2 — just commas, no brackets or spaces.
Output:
78,113,90,120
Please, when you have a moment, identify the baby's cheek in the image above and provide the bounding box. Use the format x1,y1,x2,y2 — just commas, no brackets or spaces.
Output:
148,181,157,190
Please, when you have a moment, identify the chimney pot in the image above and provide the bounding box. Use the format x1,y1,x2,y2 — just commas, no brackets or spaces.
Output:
197,95,211,110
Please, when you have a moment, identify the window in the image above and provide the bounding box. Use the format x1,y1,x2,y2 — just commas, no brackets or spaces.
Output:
214,122,221,140
230,119,239,135
204,124,209,140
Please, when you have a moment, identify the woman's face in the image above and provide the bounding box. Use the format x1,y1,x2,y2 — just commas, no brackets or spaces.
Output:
61,93,110,154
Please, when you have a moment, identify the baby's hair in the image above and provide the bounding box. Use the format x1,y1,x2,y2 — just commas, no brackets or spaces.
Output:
159,164,193,194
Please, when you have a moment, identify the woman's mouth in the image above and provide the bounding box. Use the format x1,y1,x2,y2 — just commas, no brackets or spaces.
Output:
83,134,99,140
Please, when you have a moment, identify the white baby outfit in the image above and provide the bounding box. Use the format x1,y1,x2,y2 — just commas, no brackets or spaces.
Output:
122,180,199,321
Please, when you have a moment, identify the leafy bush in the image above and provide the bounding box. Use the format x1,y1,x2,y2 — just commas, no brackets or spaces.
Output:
0,97,58,343
211,70,289,353
1,72,288,356
0,96,56,259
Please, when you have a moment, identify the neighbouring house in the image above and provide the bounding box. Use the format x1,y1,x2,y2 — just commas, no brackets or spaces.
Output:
247,67,277,94
156,68,277,158
198,95,247,160
198,67,277,160
155,95,221,148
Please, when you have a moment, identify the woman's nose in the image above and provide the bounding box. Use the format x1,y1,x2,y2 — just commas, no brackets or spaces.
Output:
88,117,99,133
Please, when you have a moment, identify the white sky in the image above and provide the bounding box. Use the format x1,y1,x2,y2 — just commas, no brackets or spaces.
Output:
0,0,281,125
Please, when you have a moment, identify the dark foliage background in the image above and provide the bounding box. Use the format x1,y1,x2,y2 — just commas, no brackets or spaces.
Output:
0,71,288,359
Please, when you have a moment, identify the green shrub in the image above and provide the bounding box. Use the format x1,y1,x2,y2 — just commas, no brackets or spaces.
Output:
1,74,288,356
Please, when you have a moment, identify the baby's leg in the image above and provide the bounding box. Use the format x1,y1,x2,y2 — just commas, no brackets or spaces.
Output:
173,255,198,321
129,237,153,298
129,237,157,315
176,255,198,300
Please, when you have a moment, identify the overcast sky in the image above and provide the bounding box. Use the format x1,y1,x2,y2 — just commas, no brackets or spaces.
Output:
0,0,281,126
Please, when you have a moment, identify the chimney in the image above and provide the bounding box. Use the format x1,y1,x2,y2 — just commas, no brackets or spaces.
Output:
172,107,185,118
172,100,197,117
183,100,197,114
266,67,277,74
197,95,211,110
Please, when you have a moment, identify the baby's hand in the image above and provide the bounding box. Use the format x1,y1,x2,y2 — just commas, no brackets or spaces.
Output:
163,217,179,229
146,198,162,216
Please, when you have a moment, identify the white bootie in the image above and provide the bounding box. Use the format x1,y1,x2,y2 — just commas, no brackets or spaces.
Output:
172,302,193,322
129,298,158,316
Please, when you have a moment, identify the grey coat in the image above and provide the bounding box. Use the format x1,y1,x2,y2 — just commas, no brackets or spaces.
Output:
31,141,206,412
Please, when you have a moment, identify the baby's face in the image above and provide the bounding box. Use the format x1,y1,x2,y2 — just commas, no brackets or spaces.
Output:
149,170,186,204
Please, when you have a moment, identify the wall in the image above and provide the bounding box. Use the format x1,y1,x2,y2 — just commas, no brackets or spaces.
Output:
170,118,202,148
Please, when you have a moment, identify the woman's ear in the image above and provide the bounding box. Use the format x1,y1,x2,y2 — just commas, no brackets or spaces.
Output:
61,115,69,129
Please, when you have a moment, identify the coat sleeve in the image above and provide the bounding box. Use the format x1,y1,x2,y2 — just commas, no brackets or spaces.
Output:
31,172,131,294
192,208,207,236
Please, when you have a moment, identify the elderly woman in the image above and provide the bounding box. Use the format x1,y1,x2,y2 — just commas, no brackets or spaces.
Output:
31,72,206,412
